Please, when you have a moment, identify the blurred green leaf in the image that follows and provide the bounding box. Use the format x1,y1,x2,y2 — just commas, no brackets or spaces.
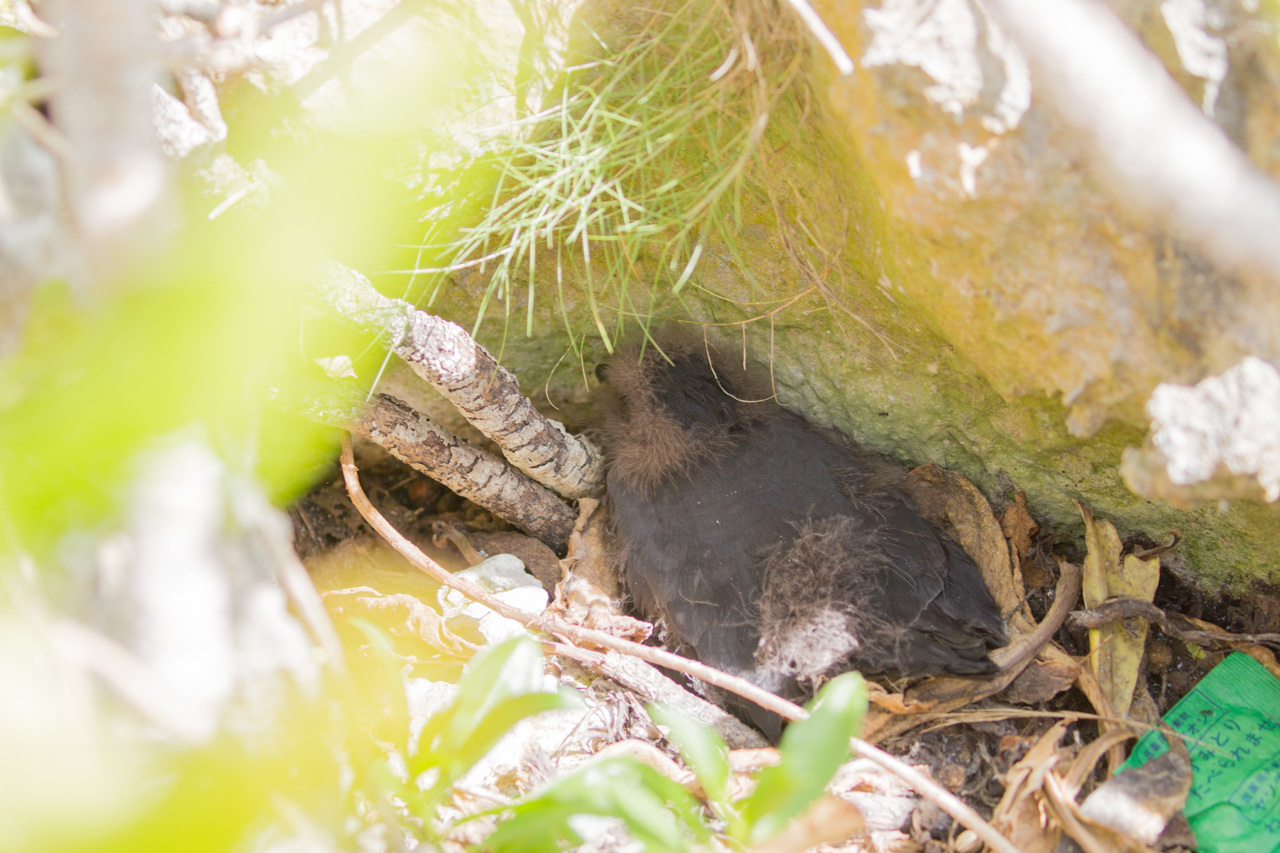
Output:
649,703,730,806
415,634,543,754
346,618,412,748
348,616,401,660
411,635,582,805
741,672,867,843
477,756,708,852
418,691,579,800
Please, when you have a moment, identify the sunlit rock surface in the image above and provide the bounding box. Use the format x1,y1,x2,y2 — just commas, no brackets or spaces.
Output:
428,0,1280,587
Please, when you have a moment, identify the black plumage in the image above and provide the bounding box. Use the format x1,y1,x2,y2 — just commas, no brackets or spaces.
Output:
596,335,1008,741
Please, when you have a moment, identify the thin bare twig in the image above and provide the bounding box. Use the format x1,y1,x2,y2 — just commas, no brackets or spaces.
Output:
779,0,853,75
338,435,1019,853
1070,597,1280,649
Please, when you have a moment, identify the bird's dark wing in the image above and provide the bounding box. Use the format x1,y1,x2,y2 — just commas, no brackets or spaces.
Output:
607,413,865,734
610,410,1008,738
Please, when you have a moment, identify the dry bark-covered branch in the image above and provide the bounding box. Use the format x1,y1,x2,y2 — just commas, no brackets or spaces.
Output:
278,376,574,553
338,435,1019,853
311,261,605,499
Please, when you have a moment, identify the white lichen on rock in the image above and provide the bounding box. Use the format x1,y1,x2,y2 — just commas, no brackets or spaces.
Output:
862,0,1030,135
1147,356,1280,501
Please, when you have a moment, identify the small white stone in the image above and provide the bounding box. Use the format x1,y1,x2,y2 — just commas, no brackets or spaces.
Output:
438,555,548,643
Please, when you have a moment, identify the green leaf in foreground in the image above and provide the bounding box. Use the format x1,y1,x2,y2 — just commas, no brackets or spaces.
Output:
741,672,868,844
477,756,708,852
411,635,580,802
650,703,730,805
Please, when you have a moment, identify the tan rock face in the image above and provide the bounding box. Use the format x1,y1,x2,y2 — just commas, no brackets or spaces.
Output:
690,0,1280,585
819,0,1278,437
422,0,1280,587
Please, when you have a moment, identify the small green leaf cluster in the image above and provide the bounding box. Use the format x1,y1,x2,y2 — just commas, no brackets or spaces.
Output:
478,671,869,851
410,634,581,810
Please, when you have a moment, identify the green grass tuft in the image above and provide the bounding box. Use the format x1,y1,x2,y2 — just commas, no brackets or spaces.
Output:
406,0,812,359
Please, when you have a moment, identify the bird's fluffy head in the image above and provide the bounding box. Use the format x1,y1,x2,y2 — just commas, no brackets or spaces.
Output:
597,332,766,491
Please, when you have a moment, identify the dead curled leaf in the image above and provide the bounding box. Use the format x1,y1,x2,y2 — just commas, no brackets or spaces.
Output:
1000,491,1039,563
998,656,1080,706
1043,771,1154,853
961,719,1186,853
1001,723,1185,853
986,720,1070,853
1062,727,1136,794
1078,732,1192,845
1075,502,1161,780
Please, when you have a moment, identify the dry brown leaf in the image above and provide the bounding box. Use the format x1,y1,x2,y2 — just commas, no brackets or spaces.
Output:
1080,502,1121,609
866,684,919,715
749,795,866,853
1000,491,1039,563
1069,661,1132,776
906,464,1032,631
988,721,1070,853
998,655,1080,705
1110,550,1162,712
1062,727,1136,793
1078,733,1191,845
1043,771,1155,853
549,499,651,642
1077,502,1160,719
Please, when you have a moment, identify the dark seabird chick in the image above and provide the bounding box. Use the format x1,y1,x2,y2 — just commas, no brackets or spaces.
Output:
596,334,1008,741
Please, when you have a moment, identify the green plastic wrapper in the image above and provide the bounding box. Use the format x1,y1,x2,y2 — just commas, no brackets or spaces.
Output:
1123,651,1280,853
